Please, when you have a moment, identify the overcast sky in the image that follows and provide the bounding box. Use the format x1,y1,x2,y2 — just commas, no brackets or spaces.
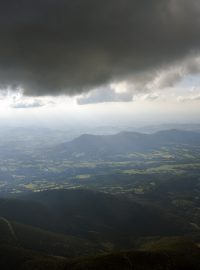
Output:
0,0,200,128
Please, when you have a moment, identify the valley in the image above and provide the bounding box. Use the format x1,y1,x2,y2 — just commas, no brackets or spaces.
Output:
0,135,200,195
0,128,200,269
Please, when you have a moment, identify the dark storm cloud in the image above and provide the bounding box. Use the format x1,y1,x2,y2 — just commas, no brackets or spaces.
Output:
0,0,200,96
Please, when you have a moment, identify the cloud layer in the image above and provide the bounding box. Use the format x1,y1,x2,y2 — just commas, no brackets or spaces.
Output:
0,0,200,96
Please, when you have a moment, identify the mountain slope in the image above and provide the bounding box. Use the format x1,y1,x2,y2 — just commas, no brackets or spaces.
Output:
51,129,200,159
0,189,190,248
0,238,200,270
0,219,102,257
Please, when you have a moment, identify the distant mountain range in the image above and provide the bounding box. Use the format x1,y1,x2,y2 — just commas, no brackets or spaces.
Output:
51,129,200,160
136,123,200,133
0,125,200,159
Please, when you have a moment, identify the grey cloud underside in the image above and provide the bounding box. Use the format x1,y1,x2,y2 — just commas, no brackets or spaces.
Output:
77,86,133,105
0,0,200,96
11,100,44,109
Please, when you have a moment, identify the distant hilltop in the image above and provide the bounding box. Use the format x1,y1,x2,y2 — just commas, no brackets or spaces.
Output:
50,129,200,160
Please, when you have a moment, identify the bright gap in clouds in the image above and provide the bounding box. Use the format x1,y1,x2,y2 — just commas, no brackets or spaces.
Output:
0,78,200,129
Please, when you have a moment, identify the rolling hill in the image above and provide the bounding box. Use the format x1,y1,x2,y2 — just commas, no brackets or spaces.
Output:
0,218,102,257
0,189,199,269
0,237,200,270
0,189,191,247
50,129,200,160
